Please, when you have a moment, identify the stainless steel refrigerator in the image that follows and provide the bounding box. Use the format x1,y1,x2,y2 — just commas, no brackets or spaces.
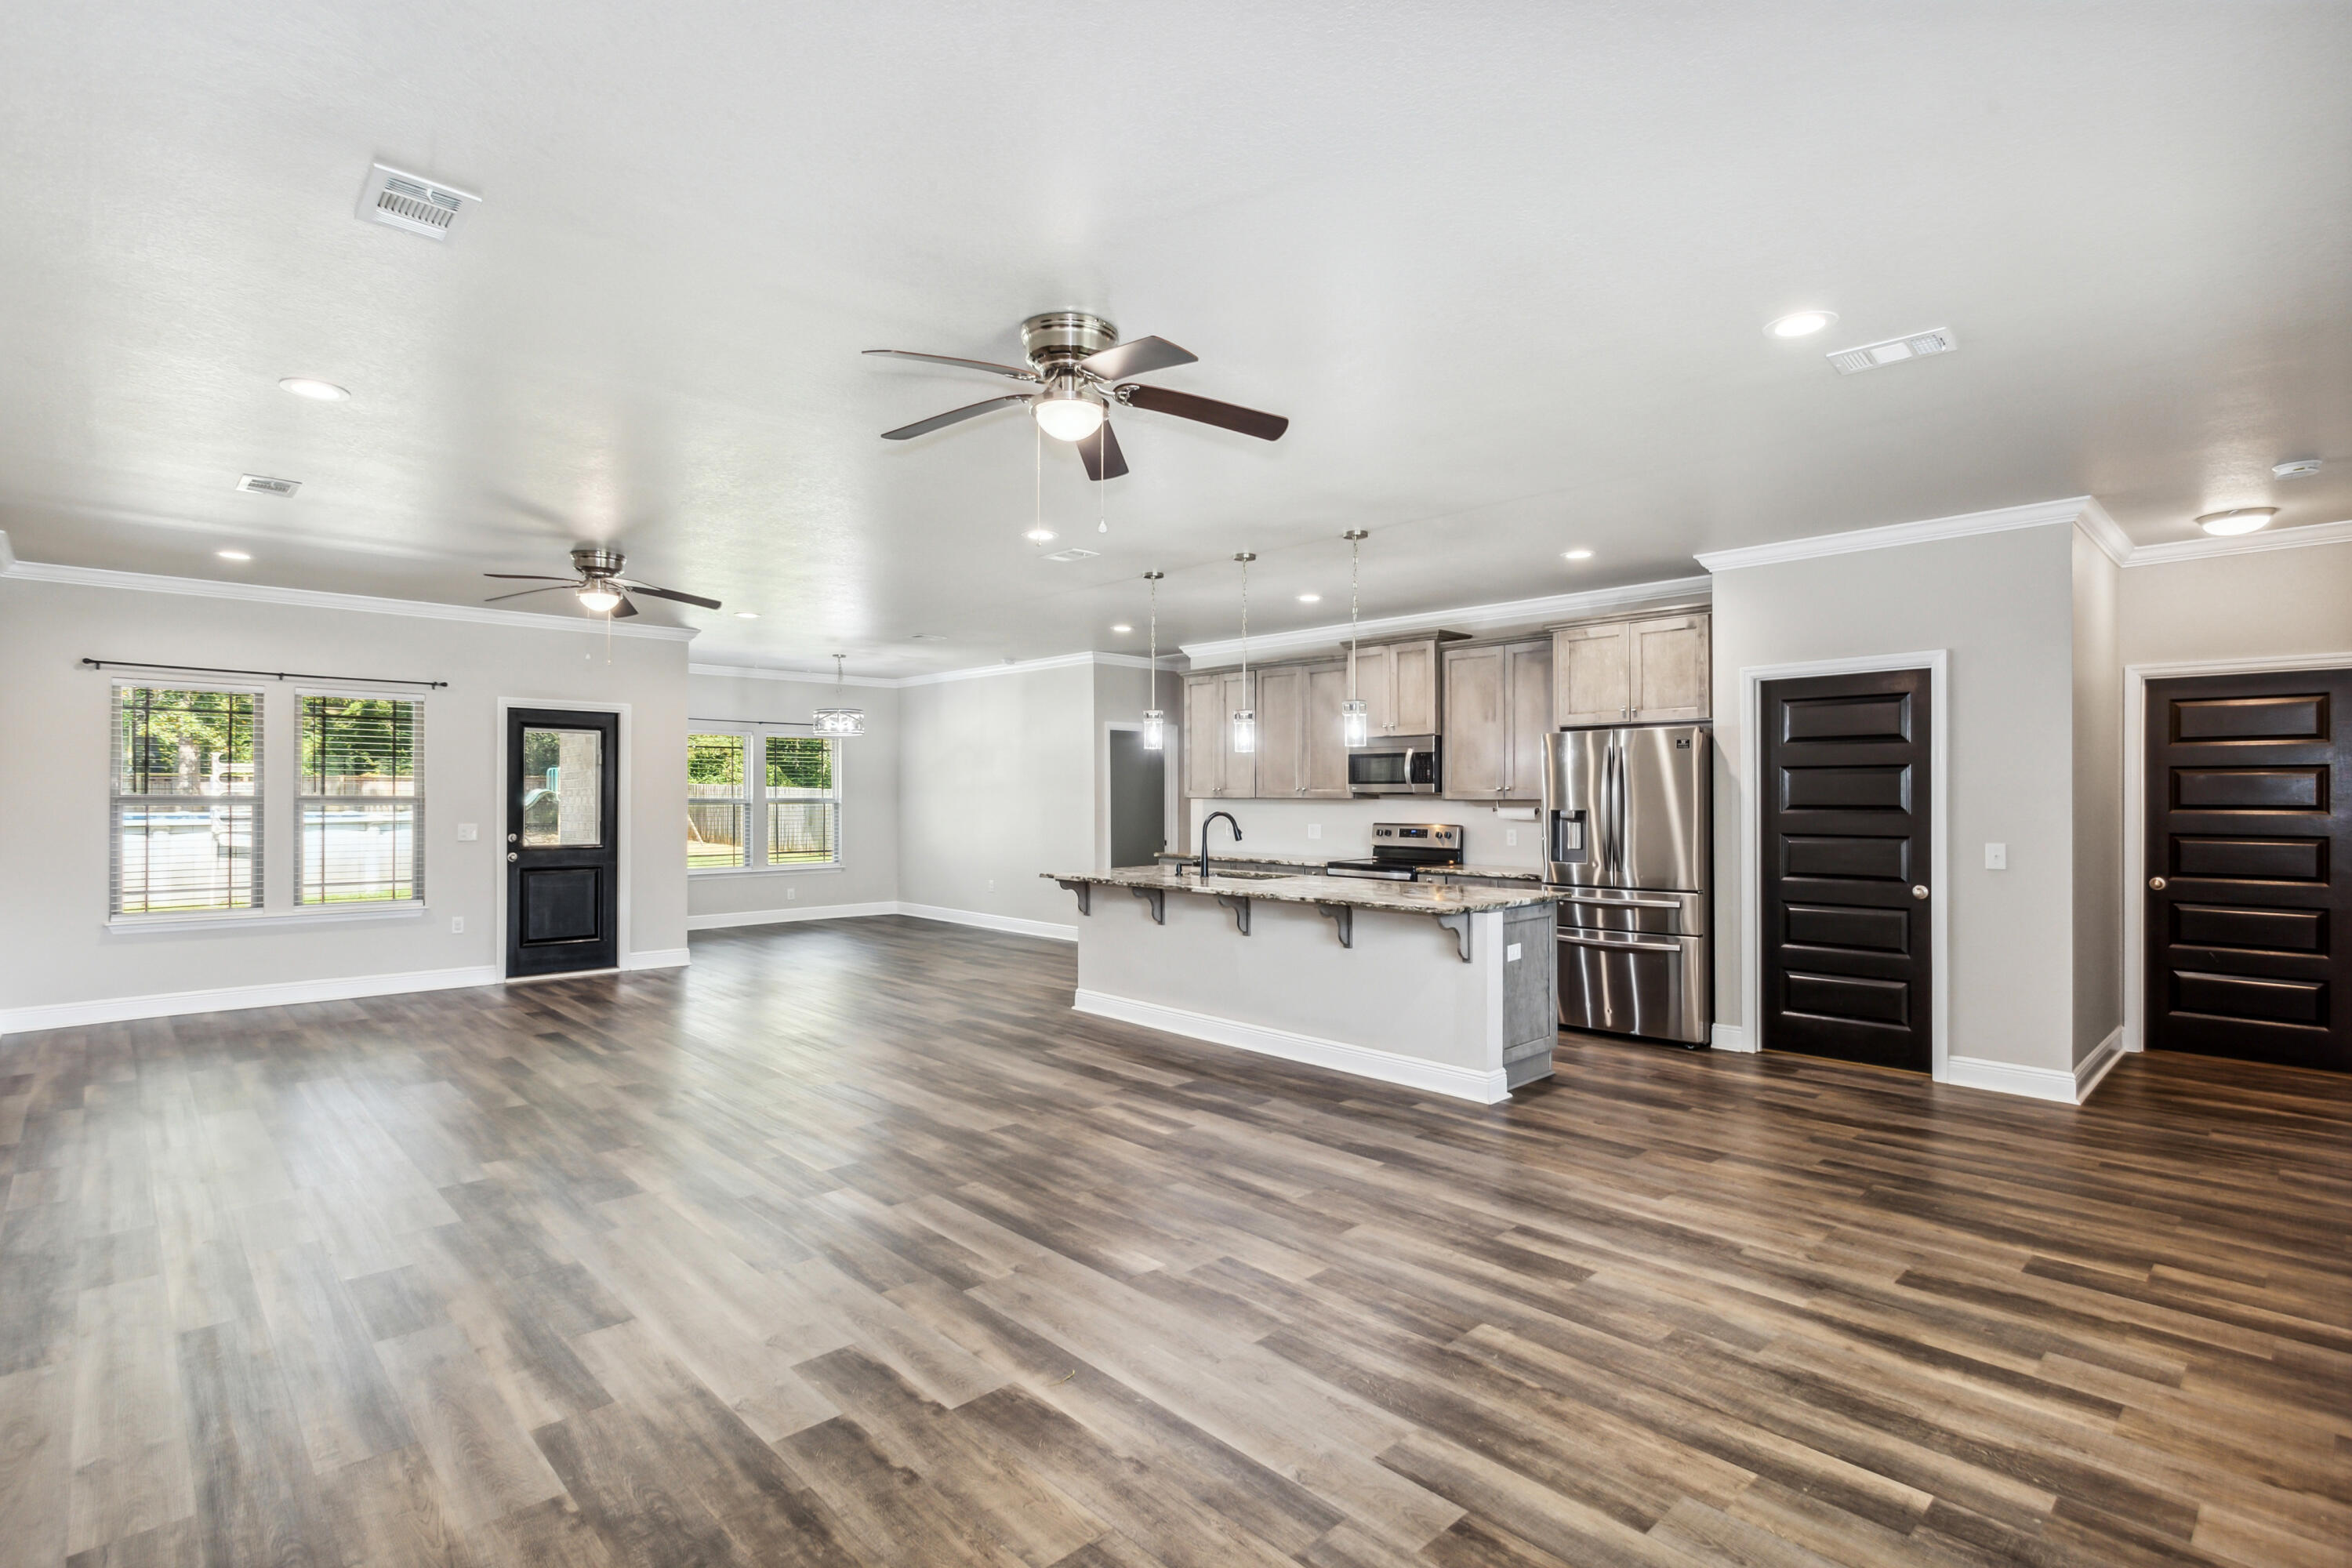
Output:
1544,724,1711,1044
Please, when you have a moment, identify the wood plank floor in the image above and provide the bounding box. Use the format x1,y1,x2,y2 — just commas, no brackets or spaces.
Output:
3,915,2347,1568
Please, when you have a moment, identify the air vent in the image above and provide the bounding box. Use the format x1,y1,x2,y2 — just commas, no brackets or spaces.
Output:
236,474,301,497
1827,328,1957,375
1042,547,1100,562
908,633,949,641
357,162,480,242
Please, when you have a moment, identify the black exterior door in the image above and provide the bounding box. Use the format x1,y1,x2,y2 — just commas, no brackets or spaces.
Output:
1760,668,1933,1071
2144,667,2349,1071
506,708,619,978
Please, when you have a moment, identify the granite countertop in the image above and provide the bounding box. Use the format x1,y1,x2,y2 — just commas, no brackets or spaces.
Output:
1151,850,1544,883
1047,866,1567,914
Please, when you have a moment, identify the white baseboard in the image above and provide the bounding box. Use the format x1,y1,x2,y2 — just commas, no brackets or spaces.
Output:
687,901,899,931
1941,1053,2082,1105
1,964,503,1037
1073,988,1512,1105
1709,1023,1751,1053
896,903,1078,942
2073,1026,2126,1102
622,948,691,971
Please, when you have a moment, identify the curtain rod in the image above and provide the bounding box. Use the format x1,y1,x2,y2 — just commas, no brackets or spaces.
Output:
82,658,448,689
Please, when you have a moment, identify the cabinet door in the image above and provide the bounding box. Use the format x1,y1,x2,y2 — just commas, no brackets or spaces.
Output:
1392,641,1441,733
1181,674,1224,797
1628,612,1711,721
1443,646,1509,797
1504,640,1553,800
1253,666,1305,797
1218,671,1258,799
1303,663,1353,797
1352,644,1396,733
1553,622,1632,726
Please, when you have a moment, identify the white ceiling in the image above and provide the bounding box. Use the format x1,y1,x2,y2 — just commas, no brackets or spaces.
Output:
2,1,2346,674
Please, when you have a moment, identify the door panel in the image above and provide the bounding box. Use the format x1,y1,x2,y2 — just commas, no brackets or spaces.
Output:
1181,675,1222,798
1443,646,1507,797
1617,726,1711,892
1254,666,1305,797
506,708,619,978
1218,672,1257,799
2144,667,2349,1070
1392,641,1439,734
1760,669,1933,1071
1628,614,1711,721
1554,623,1630,727
1504,641,1553,800
1304,663,1352,797
1352,644,1395,734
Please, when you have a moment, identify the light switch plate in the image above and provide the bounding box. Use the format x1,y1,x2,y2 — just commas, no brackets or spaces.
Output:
456,823,478,841
786,887,797,901
1505,828,1519,848
1506,942,1523,962
1985,842,2007,870
1306,824,1321,840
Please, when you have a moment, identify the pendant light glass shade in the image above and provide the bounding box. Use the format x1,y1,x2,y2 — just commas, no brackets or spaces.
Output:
1341,699,1370,749
811,655,866,737
1341,528,1370,747
1230,552,1257,755
1141,711,1165,750
1229,710,1257,753
1140,570,1165,750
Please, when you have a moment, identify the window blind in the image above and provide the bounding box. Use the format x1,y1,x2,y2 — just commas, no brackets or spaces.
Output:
765,735,840,866
687,733,748,867
298,695,423,904
111,685,263,916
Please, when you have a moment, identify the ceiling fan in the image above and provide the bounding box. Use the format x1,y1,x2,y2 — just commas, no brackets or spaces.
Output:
865,311,1289,481
482,547,721,617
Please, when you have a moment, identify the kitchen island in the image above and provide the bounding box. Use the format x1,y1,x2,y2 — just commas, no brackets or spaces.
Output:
1043,866,1565,1102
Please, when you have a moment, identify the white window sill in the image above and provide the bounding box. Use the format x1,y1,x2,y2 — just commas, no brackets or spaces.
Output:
689,863,844,878
107,903,429,935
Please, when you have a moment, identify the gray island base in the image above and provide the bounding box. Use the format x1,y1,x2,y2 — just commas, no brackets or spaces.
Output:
1044,867,1563,1103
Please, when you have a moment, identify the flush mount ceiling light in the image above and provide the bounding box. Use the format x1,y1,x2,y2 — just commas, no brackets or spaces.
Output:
2274,459,2323,479
1032,376,1107,442
1296,592,1321,604
576,585,622,613
278,377,350,401
1025,527,1056,543
735,611,759,619
1563,548,1594,561
1341,530,1370,748
813,655,866,737
216,549,252,561
1139,572,1166,750
2196,507,2279,536
1111,623,1132,633
1766,310,1838,339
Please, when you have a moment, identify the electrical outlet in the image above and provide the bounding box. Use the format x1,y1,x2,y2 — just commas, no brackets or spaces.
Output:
456,823,478,841
1306,824,1321,840
450,916,465,934
1985,842,2008,870
987,879,995,892
1505,828,1519,848
786,887,797,901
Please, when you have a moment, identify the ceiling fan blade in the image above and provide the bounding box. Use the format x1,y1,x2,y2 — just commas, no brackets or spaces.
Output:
482,572,572,581
622,583,723,610
1077,336,1197,381
1116,383,1288,441
862,349,1039,383
611,595,640,619
881,394,1033,441
1076,419,1129,482
484,584,575,603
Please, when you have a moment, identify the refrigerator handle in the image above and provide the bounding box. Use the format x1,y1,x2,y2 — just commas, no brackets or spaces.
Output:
1602,731,1621,884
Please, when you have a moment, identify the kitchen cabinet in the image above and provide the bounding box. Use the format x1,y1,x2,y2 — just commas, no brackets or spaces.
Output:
1302,662,1352,796
1443,638,1552,800
1552,610,1710,726
1181,670,1259,798
1243,662,1353,798
1350,637,1444,735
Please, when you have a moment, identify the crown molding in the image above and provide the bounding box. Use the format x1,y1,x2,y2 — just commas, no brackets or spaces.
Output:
2069,497,2133,566
0,539,701,642
2121,517,2352,567
1178,574,1712,668
691,650,1181,690
1693,496,2105,573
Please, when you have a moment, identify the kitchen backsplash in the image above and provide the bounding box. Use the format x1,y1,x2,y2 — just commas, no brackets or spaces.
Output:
1181,797,1547,869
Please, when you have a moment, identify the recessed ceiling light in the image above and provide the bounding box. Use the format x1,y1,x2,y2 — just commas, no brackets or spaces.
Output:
216,549,252,561
1025,528,1056,543
1296,593,1321,604
734,611,758,619
1111,623,1133,633
2273,459,2322,479
2195,507,2278,536
1766,310,1837,339
1563,548,1594,561
278,377,350,401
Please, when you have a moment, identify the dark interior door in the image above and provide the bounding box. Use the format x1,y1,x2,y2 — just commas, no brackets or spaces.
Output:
506,708,619,978
1760,668,1933,1070
2145,667,2349,1070
1108,728,1166,869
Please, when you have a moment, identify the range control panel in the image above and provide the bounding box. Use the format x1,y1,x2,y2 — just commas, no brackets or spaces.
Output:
1370,822,1463,850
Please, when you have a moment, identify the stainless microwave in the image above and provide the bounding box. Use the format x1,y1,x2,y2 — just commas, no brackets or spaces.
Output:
1348,735,1442,796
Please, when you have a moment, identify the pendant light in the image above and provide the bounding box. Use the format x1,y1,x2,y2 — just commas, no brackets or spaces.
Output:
1140,570,1166,750
1340,529,1370,747
1230,552,1258,754
812,655,866,736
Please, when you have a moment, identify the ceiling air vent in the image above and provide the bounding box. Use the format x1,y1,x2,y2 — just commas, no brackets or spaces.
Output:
357,162,480,242
236,474,300,496
1827,328,1957,375
1042,546,1100,563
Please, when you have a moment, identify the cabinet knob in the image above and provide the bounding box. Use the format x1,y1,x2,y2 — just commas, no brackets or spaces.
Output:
2148,876,2166,891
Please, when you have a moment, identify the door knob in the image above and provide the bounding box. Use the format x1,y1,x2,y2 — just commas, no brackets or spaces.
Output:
1911,884,1929,899
2148,876,2166,891
506,852,518,862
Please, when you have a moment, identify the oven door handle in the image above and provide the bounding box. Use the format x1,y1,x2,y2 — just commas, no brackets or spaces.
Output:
1555,931,1685,954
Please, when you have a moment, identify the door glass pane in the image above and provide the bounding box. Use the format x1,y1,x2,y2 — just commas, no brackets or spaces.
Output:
522,728,603,846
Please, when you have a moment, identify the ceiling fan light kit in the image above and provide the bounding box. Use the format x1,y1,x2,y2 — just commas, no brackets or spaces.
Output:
481,545,721,621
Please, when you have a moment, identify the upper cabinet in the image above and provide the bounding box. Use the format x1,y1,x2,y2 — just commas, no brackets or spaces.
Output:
1552,611,1710,726
1181,670,1258,798
1248,662,1352,799
1348,637,1444,736
1443,638,1553,800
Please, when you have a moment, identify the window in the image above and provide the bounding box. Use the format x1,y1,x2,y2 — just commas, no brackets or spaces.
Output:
111,685,262,916
298,695,423,904
686,729,840,869
687,732,747,867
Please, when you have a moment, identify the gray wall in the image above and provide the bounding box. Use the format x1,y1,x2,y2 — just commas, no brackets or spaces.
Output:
1710,524,2080,1072
0,578,690,1015
2117,539,2352,665
2071,532,2123,1063
684,670,901,920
